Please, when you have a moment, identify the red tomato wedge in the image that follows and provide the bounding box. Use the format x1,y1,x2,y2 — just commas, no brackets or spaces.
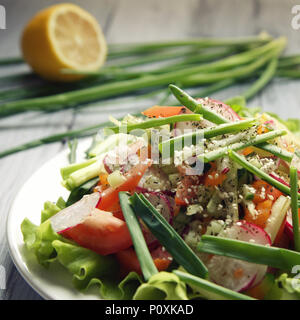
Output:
116,246,172,275
97,159,152,211
142,105,186,118
62,209,133,256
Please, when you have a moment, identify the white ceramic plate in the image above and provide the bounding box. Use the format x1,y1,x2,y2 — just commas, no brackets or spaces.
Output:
6,139,103,300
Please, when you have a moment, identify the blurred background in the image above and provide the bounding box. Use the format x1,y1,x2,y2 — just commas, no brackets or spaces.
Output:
1,0,300,53
0,0,299,300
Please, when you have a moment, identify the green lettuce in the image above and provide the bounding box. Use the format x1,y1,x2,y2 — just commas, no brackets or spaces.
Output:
41,197,66,223
21,218,144,299
21,217,191,300
265,273,300,300
133,271,188,300
21,219,62,267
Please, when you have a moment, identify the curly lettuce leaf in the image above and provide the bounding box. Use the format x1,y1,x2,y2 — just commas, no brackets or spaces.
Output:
52,240,143,299
21,219,63,267
133,271,188,300
41,197,66,223
21,218,144,299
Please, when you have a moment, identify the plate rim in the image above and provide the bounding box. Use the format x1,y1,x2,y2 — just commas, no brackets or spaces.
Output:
6,139,94,300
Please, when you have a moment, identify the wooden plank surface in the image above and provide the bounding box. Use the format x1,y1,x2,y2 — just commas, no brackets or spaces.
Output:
0,0,299,300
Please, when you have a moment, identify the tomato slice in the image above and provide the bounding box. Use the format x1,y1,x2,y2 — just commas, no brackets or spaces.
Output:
97,159,152,211
116,246,172,275
62,210,132,256
142,105,186,118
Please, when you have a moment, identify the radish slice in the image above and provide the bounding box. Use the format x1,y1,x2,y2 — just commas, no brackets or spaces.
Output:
50,192,100,233
50,192,133,255
138,166,171,192
174,98,241,136
103,140,146,174
207,220,270,292
269,173,300,197
137,190,174,224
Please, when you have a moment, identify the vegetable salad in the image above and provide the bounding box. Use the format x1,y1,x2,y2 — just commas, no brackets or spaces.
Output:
22,85,300,300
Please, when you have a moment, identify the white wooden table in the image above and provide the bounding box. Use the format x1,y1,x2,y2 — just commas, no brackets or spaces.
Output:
0,0,299,300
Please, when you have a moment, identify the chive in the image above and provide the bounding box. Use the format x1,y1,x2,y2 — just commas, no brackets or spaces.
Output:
255,143,293,163
166,79,236,107
0,35,268,66
173,270,255,300
119,192,158,281
130,193,209,279
106,48,200,69
243,57,278,101
179,48,282,87
104,114,202,134
159,118,256,156
0,57,24,66
193,78,236,99
154,79,234,108
197,235,300,271
278,54,300,68
228,150,300,199
149,47,235,74
290,167,300,252
68,139,78,164
0,40,283,117
108,35,271,56
169,84,230,124
0,121,112,159
202,129,287,163
276,69,300,79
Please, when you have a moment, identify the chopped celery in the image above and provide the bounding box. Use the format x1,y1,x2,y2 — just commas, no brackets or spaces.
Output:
63,155,106,190
61,157,97,180
62,133,141,190
107,170,126,188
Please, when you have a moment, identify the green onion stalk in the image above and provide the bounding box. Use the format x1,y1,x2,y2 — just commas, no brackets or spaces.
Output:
173,270,255,300
198,235,300,271
104,113,202,134
159,118,256,156
131,193,209,279
0,38,284,118
202,129,287,163
0,121,113,159
228,150,300,199
107,34,271,57
119,192,158,281
290,166,300,252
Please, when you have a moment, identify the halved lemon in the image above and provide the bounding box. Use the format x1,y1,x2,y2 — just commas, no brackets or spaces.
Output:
21,3,107,82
